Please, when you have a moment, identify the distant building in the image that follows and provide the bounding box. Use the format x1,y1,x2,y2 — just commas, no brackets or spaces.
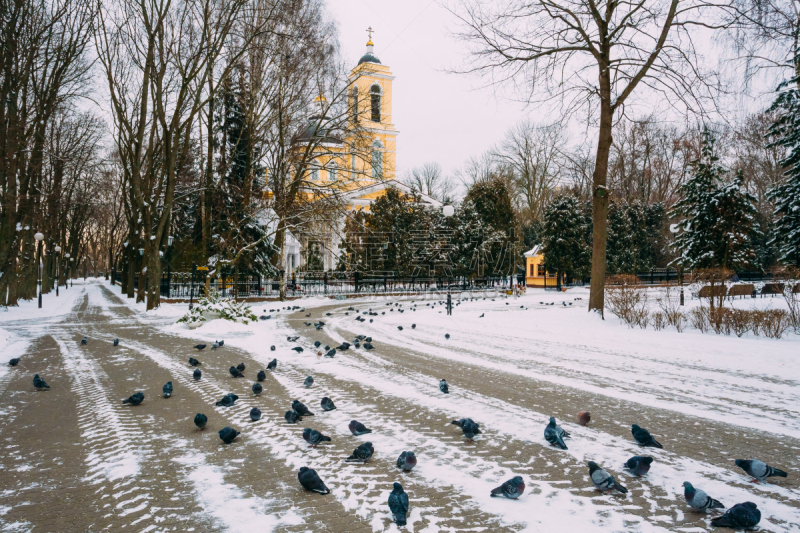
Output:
524,246,560,288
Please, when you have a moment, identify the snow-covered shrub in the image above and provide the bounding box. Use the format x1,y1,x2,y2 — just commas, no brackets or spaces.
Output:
605,275,648,328
651,312,667,331
178,290,257,326
781,281,800,334
761,310,790,339
689,306,709,333
729,309,752,338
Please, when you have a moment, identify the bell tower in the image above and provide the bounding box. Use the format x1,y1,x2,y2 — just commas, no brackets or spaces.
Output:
349,30,398,181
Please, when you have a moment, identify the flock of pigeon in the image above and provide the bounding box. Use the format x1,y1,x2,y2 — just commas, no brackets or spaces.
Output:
12,297,790,530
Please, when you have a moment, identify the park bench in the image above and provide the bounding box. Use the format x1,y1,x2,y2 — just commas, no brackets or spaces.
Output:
760,283,784,297
728,284,755,299
697,285,727,299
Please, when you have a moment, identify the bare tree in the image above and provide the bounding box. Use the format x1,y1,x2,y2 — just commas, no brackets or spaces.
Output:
452,0,725,314
403,162,456,203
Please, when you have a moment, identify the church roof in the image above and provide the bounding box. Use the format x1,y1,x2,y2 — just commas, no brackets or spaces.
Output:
293,115,342,145
357,52,381,66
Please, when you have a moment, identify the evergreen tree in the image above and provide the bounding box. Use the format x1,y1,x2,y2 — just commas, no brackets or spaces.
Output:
767,56,800,267
463,178,517,276
671,131,759,270
541,195,591,282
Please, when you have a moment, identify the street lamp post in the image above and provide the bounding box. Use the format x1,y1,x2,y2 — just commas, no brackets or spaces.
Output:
34,232,44,308
54,246,61,296
669,224,685,306
442,205,454,308
69,257,74,287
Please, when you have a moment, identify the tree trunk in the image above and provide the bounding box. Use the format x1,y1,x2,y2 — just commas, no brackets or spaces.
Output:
588,72,614,316
145,242,160,310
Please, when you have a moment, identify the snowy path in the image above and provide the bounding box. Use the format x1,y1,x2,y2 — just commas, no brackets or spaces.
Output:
1,282,798,532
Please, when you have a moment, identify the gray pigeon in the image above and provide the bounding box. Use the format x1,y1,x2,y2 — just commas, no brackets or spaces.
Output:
292,346,304,353
285,410,302,424
624,456,653,476
490,476,525,499
81,336,88,345
270,345,276,351
257,370,266,382
349,420,371,435
250,407,261,421
33,374,50,390
292,400,313,416
194,344,206,350
188,357,201,367
439,379,449,394
237,362,245,372
218,340,224,347
218,427,240,444
451,418,481,442
631,424,662,448
211,342,219,351
267,358,277,371
298,467,330,494
229,366,244,378
445,333,450,339
396,451,417,472
162,381,173,398
544,417,568,450
321,397,336,411
122,392,144,405
287,336,299,342
388,482,409,526
314,341,321,347
711,502,760,529
303,428,331,447
193,368,202,380
9,358,20,366
194,413,207,429
735,459,787,483
588,461,627,494
346,442,374,463
363,343,374,350
216,393,238,407
682,482,724,512
252,382,263,395
304,376,314,387
325,348,336,357
113,338,119,346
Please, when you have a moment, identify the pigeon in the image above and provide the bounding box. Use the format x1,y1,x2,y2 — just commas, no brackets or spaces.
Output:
216,393,238,407
287,336,299,342
411,324,416,329
304,376,314,388
397,326,403,331
396,451,417,472
324,345,330,351
682,482,724,512
194,344,206,350
122,392,144,405
193,368,202,380
479,313,484,318
218,340,224,347
588,461,628,494
451,418,481,442
631,424,662,448
218,427,240,444
292,400,314,417
439,379,449,394
113,338,119,346
349,420,372,435
237,362,245,372
252,382,263,395
346,442,374,463
298,467,330,494
9,358,19,366
388,482,409,526
33,374,50,390
292,346,304,353
193,413,208,429
81,336,88,345
363,343,374,350
624,456,653,477
285,410,301,423
314,341,321,348
303,428,332,447
490,476,525,499
163,381,173,398
337,343,349,351
270,345,276,351
267,358,277,371
544,417,568,450
250,407,262,421
229,366,245,378
211,342,219,351
321,397,336,411
445,333,450,339
735,459,788,483
710,502,761,529
252,369,265,382
188,357,201,367
325,349,336,358
578,411,591,426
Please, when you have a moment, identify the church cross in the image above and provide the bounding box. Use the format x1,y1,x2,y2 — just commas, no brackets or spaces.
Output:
367,26,374,41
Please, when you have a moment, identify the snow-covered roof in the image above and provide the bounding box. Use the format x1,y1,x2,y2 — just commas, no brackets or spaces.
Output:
524,245,542,257
342,180,443,207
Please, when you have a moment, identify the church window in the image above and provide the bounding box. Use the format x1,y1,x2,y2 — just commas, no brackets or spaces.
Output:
311,167,320,181
370,84,381,122
350,86,359,123
327,164,337,182
371,140,383,179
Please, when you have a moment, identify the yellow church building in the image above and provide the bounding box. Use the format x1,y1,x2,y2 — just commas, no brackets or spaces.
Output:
276,34,441,272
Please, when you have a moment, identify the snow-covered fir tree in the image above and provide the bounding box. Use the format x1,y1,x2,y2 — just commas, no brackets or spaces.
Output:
541,195,591,281
767,52,800,267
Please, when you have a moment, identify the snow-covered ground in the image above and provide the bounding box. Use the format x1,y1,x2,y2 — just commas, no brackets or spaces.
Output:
1,281,798,532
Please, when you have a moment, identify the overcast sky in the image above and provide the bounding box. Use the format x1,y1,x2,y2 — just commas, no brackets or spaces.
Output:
329,0,531,180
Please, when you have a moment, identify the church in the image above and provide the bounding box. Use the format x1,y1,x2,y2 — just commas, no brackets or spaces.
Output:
278,33,441,273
